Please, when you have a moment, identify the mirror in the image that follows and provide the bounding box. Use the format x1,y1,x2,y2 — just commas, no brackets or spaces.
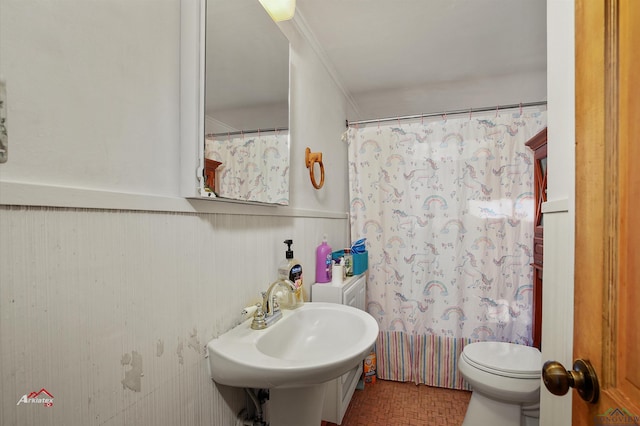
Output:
202,0,290,205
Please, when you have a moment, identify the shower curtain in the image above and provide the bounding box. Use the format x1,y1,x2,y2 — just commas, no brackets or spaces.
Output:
347,109,547,390
205,131,289,205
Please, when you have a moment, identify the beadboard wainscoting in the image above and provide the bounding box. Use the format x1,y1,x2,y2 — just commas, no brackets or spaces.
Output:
0,205,349,426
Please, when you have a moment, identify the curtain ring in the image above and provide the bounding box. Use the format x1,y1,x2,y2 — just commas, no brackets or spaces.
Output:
305,147,324,189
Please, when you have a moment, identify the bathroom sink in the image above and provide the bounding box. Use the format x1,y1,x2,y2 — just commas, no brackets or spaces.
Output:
206,302,379,389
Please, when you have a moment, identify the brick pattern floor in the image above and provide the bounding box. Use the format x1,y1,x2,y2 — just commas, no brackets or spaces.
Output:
322,379,472,426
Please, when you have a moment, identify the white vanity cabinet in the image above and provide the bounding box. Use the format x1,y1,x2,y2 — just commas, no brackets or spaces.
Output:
311,274,366,425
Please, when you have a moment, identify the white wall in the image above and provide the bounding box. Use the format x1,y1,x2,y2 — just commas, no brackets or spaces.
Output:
0,1,350,425
540,0,575,425
0,0,181,196
279,17,351,214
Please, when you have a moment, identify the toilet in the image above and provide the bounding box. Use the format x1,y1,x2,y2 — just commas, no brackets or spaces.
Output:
458,341,541,426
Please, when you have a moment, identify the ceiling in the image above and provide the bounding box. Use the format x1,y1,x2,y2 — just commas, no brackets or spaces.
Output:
295,0,547,121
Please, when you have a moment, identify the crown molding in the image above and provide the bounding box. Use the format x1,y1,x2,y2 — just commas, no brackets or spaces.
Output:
291,10,362,119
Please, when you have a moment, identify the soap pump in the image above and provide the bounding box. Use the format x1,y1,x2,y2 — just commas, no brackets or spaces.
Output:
278,239,304,306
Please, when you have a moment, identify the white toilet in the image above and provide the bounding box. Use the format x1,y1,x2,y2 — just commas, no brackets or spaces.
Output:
458,341,542,426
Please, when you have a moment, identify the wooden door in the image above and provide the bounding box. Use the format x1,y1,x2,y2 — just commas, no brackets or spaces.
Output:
574,0,640,424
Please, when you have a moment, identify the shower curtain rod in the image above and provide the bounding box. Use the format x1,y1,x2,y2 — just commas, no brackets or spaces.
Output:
346,101,547,127
207,127,288,138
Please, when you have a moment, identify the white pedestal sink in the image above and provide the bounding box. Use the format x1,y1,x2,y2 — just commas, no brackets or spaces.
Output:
206,302,379,425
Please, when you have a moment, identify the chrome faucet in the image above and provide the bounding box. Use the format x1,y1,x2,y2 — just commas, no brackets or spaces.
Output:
251,278,297,330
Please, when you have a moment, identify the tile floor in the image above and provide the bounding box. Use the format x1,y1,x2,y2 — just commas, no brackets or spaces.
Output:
322,379,472,426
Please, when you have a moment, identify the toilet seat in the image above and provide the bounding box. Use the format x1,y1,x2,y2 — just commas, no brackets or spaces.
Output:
461,342,541,379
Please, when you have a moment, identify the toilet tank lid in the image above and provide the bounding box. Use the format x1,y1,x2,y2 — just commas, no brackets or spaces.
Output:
462,342,541,377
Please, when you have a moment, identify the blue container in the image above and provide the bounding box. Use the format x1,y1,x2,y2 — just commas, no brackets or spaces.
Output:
332,250,368,275
352,251,368,275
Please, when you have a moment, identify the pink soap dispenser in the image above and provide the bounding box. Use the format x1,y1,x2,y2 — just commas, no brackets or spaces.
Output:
315,235,332,283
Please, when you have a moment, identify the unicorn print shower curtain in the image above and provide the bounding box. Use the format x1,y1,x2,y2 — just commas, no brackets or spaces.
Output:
205,131,289,205
347,110,547,389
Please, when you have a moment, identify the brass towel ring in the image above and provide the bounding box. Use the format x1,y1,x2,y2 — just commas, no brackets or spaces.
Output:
305,147,324,189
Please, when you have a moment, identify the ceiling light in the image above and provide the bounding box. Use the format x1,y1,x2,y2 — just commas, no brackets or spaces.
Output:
258,0,296,22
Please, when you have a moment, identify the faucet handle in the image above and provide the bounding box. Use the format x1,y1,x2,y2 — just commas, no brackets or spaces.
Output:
241,303,259,317
250,303,267,330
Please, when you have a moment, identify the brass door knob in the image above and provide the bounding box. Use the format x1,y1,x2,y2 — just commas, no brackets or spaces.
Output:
542,359,599,403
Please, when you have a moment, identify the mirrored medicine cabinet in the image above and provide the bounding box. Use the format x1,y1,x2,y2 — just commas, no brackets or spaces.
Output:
180,0,291,205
